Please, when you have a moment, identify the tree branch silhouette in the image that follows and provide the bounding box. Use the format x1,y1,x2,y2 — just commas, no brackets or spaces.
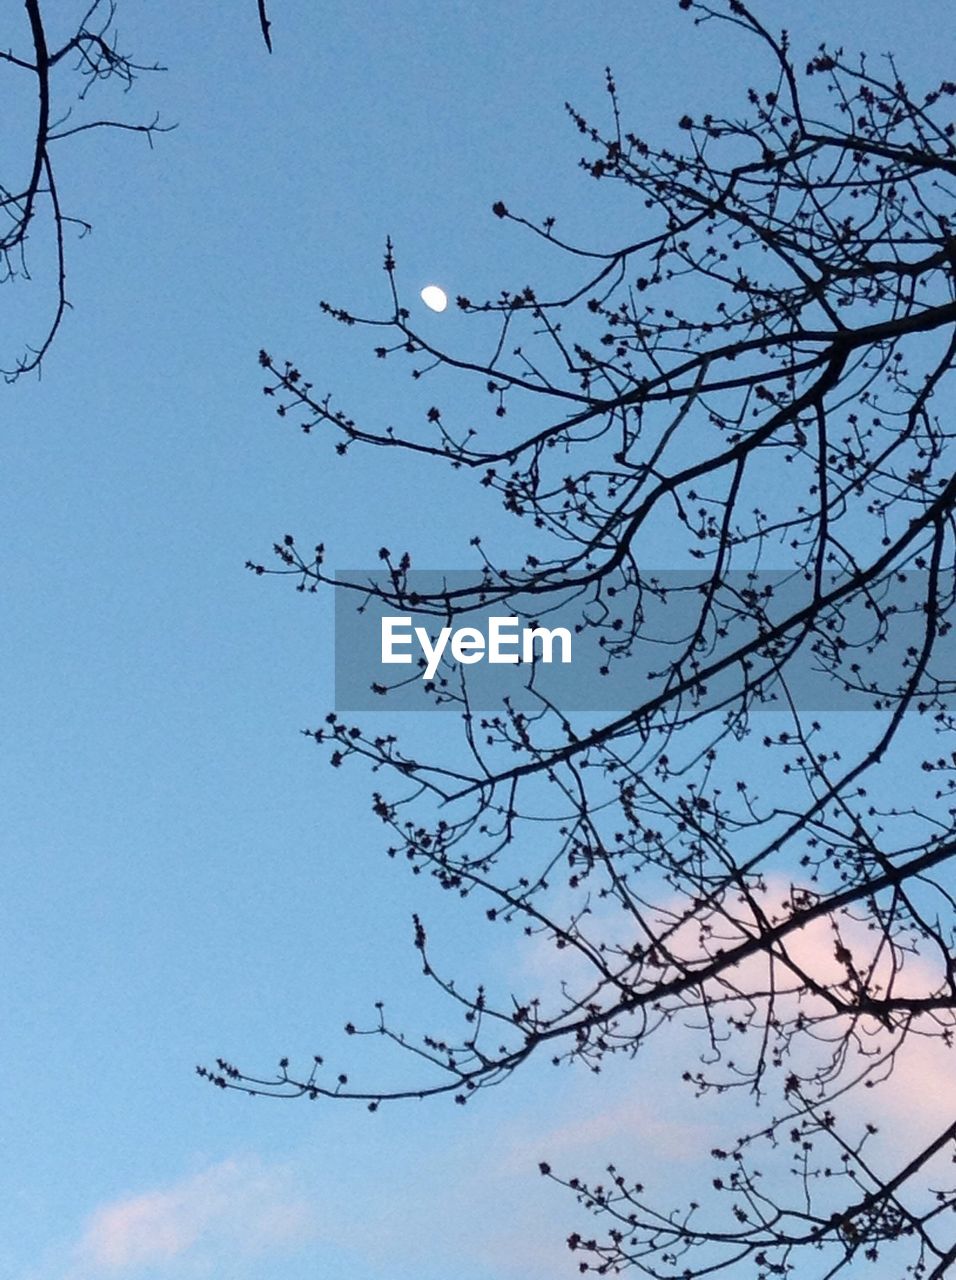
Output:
209,4,956,1275
1,2,273,380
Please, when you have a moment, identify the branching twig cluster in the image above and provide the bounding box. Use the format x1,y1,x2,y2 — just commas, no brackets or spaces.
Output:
209,4,956,1275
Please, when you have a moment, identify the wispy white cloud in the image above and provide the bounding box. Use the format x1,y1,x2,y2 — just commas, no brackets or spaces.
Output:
534,1092,711,1165
68,1156,316,1276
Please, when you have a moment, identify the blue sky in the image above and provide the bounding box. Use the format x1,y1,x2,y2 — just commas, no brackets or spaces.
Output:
2,3,955,1278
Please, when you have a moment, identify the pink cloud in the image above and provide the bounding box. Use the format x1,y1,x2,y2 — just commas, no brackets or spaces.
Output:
74,1157,315,1273
515,872,956,1174
845,1030,956,1141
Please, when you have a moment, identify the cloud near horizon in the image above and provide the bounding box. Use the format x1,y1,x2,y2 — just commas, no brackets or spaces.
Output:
71,1156,316,1275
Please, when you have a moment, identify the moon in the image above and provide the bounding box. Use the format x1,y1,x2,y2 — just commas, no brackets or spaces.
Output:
420,284,448,313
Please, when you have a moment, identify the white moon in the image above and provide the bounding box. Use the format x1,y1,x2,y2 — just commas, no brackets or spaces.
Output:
420,284,448,313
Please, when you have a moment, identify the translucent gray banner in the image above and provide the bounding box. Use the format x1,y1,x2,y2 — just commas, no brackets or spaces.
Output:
333,569,956,713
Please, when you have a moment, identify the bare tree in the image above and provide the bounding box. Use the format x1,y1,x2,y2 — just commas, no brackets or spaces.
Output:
206,4,956,1275
1,1,272,381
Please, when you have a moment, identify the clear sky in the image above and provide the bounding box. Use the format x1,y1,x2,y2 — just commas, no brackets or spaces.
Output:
2,3,955,1278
